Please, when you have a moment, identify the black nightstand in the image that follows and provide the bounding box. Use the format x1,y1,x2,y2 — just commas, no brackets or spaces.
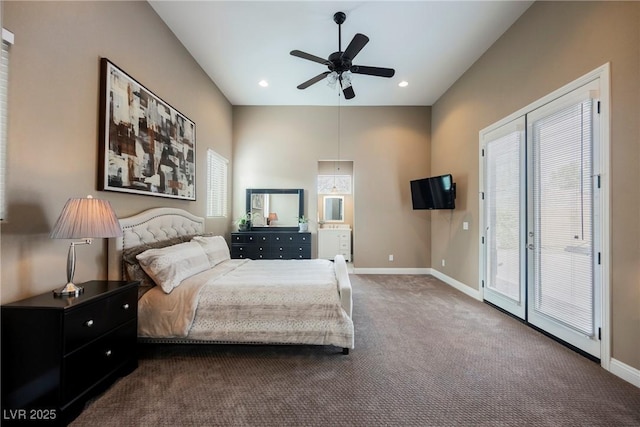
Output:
1,280,139,425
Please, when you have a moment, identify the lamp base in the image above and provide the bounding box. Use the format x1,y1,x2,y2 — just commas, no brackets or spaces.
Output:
53,282,84,297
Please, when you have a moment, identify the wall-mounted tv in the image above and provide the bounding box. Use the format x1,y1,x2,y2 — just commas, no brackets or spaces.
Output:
410,174,456,210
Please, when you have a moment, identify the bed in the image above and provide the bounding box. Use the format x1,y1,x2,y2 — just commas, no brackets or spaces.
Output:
107,207,354,353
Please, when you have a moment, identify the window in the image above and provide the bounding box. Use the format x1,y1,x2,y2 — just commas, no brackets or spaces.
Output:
206,149,228,218
0,29,14,220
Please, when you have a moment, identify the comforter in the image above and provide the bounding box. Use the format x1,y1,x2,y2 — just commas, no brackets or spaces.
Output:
138,259,354,349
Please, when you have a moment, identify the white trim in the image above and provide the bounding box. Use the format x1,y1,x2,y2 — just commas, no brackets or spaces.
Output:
479,64,610,136
597,64,611,371
609,358,640,388
429,269,482,301
353,267,431,275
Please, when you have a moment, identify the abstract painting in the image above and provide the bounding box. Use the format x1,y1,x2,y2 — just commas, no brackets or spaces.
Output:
99,58,196,200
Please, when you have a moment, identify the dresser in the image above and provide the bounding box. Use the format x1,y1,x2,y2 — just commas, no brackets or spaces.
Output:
231,231,311,259
318,228,352,262
1,281,139,425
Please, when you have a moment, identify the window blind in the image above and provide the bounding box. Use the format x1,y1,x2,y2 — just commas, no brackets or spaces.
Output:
531,99,594,336
206,149,228,218
0,31,13,221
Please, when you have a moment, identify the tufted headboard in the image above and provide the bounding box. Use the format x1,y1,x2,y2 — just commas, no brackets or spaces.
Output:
107,207,205,280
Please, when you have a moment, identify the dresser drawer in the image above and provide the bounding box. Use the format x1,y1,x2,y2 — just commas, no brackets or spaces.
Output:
232,245,261,259
62,320,136,402
274,245,311,259
232,233,263,244
272,233,309,245
231,232,311,260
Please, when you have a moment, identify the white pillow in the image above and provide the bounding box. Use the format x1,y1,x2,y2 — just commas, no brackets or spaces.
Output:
136,241,210,294
192,235,230,267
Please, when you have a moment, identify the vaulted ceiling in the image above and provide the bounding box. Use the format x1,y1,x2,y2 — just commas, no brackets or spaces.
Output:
150,1,533,106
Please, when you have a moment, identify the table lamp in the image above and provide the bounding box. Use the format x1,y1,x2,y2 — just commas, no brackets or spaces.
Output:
267,212,278,226
49,195,122,297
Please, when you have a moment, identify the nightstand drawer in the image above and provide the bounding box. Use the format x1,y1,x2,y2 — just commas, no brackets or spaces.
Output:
63,320,136,402
64,288,137,353
107,287,138,327
64,301,110,353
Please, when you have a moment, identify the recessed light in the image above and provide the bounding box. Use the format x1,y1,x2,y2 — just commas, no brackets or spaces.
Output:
258,80,269,87
398,81,408,88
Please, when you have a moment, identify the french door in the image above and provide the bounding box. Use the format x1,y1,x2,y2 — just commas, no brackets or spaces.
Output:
482,117,526,320
481,78,602,358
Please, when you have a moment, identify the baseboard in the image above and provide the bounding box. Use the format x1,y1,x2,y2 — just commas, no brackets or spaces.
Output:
353,267,431,275
609,358,640,388
429,269,482,301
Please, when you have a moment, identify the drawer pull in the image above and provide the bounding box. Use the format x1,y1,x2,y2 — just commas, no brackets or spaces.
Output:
105,349,112,357
85,319,94,327
122,303,130,310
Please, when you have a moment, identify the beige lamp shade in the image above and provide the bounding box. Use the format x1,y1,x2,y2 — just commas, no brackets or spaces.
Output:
49,196,122,296
50,196,122,239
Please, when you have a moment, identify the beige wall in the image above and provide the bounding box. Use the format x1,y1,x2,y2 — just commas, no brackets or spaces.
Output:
431,1,640,369
233,106,431,267
1,1,232,303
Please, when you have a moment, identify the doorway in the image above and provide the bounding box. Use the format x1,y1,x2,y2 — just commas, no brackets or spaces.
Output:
480,70,609,360
317,160,354,263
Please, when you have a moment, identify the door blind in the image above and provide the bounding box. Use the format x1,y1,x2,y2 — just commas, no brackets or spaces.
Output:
485,129,522,302
531,99,594,335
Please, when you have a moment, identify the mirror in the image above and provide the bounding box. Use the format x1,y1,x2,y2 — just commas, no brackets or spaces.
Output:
246,189,304,231
323,196,344,222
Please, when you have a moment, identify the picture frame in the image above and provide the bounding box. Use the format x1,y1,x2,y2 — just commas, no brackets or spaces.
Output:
98,58,196,200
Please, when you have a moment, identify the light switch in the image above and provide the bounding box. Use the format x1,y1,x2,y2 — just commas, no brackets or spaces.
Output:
463,222,469,230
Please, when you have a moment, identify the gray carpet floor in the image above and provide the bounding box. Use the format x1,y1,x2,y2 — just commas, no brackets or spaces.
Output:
72,274,640,426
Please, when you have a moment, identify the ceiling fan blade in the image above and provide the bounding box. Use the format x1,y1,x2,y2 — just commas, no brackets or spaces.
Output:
290,50,330,66
297,71,331,89
342,33,369,60
351,65,395,78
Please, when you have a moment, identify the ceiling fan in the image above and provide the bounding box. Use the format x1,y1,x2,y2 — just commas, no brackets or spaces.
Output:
290,11,395,100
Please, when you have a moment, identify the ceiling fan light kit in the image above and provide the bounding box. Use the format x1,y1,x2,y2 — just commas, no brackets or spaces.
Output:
290,11,395,100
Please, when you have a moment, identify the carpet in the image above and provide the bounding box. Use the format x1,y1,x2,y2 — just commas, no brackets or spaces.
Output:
71,274,640,426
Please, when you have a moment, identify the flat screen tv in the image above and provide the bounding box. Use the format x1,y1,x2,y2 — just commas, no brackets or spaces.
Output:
410,174,456,210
